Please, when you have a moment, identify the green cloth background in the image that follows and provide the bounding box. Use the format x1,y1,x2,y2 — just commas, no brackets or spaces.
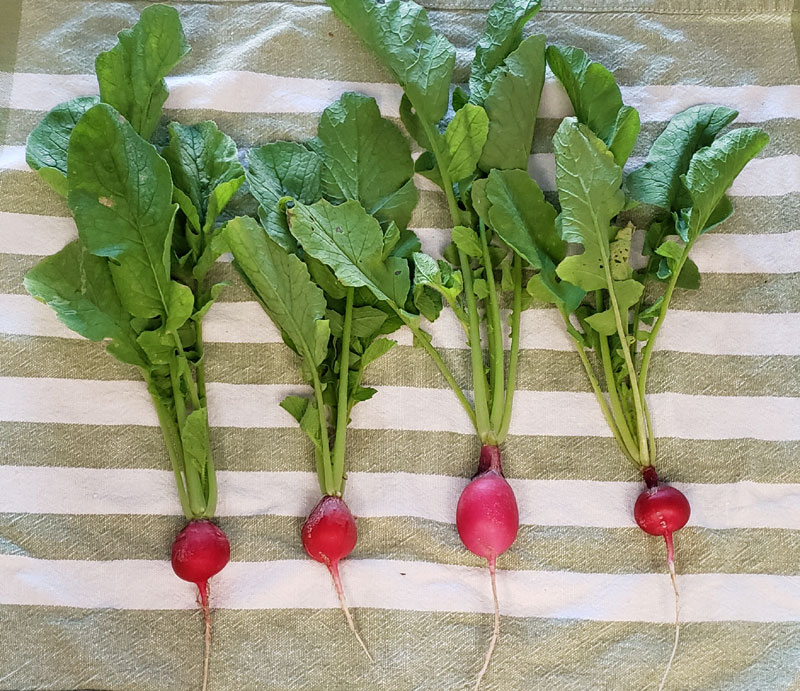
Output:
1,1,799,689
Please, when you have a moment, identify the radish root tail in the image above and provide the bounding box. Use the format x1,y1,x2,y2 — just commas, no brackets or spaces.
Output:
328,562,374,662
197,581,212,691
657,533,680,691
474,556,500,691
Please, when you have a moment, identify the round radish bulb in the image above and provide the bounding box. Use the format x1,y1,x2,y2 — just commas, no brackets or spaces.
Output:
633,467,691,691
301,495,372,661
634,485,691,539
172,519,231,604
171,519,230,691
456,445,519,690
302,495,357,565
457,472,519,561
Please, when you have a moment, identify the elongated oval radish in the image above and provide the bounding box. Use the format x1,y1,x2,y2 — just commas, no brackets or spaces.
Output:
456,445,519,690
172,519,230,691
302,495,372,661
634,467,691,691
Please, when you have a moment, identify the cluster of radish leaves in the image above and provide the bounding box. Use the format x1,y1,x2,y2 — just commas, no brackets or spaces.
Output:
23,6,244,689
538,45,769,473
25,5,244,521
328,0,548,453
226,91,425,499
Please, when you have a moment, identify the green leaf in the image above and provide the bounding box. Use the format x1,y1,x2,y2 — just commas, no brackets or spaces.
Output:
193,230,229,281
67,103,177,319
382,222,401,260
193,282,227,320
675,256,700,290
399,95,431,150
442,104,489,181
280,395,309,424
526,270,584,314
479,168,561,268
26,96,100,197
224,215,329,371
451,225,482,258
306,255,348,300
326,0,456,126
584,279,643,335
162,121,244,232
327,305,387,339
478,34,546,172
413,284,443,321
626,104,738,210
181,408,212,482
95,4,189,140
286,198,410,306
546,45,640,166
654,240,684,263
609,223,634,281
553,119,626,292
24,240,145,367
412,252,463,303
469,0,541,103
472,278,489,299
683,127,769,240
361,337,397,368
164,282,194,333
311,92,417,230
248,141,322,209
136,329,173,365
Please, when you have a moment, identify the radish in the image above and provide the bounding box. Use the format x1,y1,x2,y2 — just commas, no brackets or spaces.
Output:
527,44,770,690
224,91,423,664
23,9,245,690
172,520,231,691
302,496,372,660
324,0,547,684
456,445,519,689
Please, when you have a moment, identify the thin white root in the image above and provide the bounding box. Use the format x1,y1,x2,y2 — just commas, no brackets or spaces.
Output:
657,554,681,691
474,559,500,691
198,582,212,691
329,563,374,663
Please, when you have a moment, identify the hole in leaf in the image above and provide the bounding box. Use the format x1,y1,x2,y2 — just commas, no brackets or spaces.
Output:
335,226,343,234
414,40,421,53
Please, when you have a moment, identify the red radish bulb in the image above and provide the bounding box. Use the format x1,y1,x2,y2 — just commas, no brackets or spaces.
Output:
171,519,230,691
633,466,691,691
172,520,231,604
456,445,519,690
302,495,372,661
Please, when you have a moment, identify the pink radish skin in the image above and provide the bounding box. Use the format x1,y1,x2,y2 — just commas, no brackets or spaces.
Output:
633,467,691,691
456,445,519,690
302,495,372,661
171,519,231,691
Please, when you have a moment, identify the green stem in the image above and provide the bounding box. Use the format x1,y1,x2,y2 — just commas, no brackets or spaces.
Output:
400,316,478,432
331,288,354,496
195,320,207,405
311,369,335,496
596,298,639,460
459,250,492,442
149,387,193,519
563,316,638,466
497,254,522,443
637,247,691,423
418,116,488,440
479,220,505,433
170,354,206,516
601,270,649,463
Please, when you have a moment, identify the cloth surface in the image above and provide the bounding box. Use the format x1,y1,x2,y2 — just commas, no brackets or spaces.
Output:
1,0,799,689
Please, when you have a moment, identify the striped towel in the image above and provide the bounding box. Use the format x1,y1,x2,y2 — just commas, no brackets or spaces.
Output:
0,1,798,689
